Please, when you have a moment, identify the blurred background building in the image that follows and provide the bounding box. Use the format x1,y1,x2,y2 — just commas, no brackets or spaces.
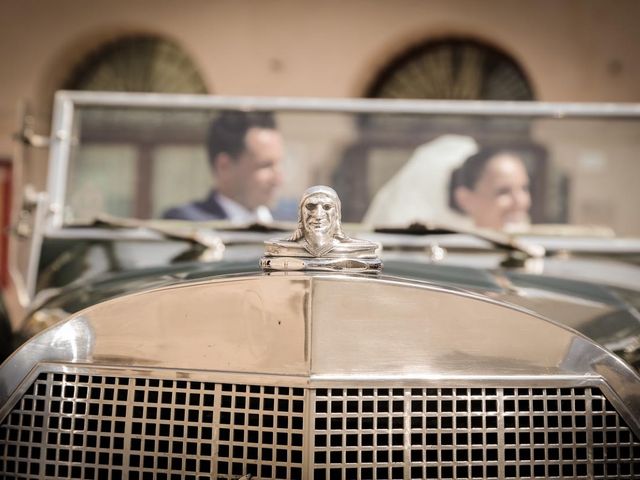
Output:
2,0,639,154
0,0,639,236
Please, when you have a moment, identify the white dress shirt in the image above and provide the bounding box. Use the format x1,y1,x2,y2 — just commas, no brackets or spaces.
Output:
215,192,273,224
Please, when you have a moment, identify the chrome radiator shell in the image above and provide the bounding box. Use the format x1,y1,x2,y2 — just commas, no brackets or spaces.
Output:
1,273,639,478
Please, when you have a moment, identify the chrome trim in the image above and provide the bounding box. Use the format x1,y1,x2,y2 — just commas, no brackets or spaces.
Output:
44,90,640,233
1,273,639,435
52,90,640,117
46,94,75,231
260,256,382,273
0,363,621,426
36,226,640,254
0,362,619,421
24,190,49,300
1,364,638,479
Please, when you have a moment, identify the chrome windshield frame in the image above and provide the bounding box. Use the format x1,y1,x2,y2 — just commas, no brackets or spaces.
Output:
45,90,640,233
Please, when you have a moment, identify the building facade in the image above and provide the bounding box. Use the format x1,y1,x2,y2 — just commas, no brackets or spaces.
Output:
1,0,639,157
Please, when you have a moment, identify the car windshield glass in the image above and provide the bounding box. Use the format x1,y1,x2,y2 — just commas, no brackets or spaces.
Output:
56,96,640,237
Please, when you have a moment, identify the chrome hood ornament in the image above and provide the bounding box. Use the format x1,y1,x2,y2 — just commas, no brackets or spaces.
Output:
260,185,382,272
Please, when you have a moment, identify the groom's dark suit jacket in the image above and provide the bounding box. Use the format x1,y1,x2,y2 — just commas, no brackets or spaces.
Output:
162,191,228,220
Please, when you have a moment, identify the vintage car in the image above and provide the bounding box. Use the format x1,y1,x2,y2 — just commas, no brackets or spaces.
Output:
1,92,639,478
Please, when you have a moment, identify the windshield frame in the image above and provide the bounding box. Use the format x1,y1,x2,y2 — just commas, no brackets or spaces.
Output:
47,90,640,234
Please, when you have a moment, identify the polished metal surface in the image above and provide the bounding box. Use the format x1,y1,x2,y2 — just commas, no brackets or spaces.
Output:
261,186,382,272
1,273,639,432
0,368,305,479
260,256,383,273
1,365,639,479
52,90,640,115
312,385,640,479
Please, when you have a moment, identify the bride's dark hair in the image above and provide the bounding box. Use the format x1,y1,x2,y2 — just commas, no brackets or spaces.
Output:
449,145,525,212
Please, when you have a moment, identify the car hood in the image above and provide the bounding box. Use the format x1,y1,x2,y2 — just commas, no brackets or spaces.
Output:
23,253,640,364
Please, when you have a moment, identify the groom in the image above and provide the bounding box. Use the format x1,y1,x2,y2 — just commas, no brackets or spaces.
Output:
163,110,284,223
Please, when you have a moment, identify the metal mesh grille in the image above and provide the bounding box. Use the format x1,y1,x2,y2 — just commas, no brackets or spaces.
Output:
1,371,640,479
407,388,500,479
312,387,640,480
502,387,589,477
216,384,304,479
313,388,406,480
0,372,304,479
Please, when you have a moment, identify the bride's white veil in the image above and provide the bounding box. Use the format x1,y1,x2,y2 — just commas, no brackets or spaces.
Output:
363,135,478,227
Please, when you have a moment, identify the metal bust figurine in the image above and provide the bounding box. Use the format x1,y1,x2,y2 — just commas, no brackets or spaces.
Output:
261,186,382,272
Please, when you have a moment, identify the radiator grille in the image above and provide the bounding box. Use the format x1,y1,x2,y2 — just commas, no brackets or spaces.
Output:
0,373,305,479
313,388,406,480
407,387,500,479
1,372,640,479
313,387,640,479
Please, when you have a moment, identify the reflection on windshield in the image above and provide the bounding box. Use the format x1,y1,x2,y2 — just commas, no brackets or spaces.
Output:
450,145,532,231
162,111,285,224
364,134,478,228
64,105,640,236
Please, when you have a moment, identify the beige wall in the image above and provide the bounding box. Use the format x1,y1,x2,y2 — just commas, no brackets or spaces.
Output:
1,0,639,157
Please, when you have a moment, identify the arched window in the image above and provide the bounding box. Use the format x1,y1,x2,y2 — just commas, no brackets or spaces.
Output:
64,35,207,94
334,38,539,221
62,35,210,221
368,38,534,101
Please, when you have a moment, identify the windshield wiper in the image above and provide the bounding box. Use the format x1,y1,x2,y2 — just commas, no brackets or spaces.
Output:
215,221,293,233
374,222,546,260
89,214,225,262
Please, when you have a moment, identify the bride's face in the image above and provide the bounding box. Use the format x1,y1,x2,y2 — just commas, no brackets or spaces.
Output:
455,154,531,230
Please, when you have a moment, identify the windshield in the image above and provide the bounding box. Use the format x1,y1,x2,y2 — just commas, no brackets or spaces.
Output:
52,94,640,237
